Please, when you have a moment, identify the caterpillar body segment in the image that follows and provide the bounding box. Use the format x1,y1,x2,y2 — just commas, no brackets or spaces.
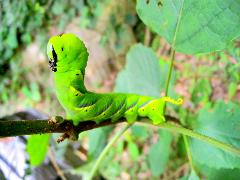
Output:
66,91,181,126
47,33,183,126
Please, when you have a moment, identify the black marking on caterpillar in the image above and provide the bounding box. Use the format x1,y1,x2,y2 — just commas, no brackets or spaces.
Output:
95,99,113,116
126,100,138,111
78,99,98,108
111,98,126,116
49,46,58,72
52,47,57,62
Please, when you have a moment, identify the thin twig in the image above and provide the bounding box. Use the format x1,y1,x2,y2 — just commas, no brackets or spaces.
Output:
163,0,184,112
88,124,132,180
139,121,240,156
48,147,67,180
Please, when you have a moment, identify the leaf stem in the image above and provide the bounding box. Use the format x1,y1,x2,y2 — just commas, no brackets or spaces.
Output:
183,135,200,177
164,49,175,97
183,136,194,168
140,122,240,156
164,0,184,111
88,124,132,180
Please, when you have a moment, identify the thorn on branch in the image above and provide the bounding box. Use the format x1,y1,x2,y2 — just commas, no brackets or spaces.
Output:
48,116,64,125
57,133,70,143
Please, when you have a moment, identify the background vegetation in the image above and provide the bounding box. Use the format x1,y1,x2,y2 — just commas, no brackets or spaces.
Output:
0,0,240,179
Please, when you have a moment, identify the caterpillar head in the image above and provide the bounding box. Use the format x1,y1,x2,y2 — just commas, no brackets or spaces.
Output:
47,33,89,74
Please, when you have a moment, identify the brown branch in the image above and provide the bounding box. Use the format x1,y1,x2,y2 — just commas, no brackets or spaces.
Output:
0,115,179,140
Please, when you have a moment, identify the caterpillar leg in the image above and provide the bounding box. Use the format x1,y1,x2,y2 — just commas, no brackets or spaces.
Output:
124,95,140,124
124,106,138,124
148,113,165,125
124,114,137,124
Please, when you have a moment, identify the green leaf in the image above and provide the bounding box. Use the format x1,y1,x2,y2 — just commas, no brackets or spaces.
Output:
191,79,212,104
190,101,240,169
228,82,238,99
114,44,177,98
6,28,18,49
27,134,50,166
69,162,94,180
137,0,240,54
128,141,140,160
147,130,173,176
114,44,161,97
99,145,122,179
196,163,240,180
188,170,200,180
131,125,149,140
88,127,111,159
100,161,121,180
52,0,65,15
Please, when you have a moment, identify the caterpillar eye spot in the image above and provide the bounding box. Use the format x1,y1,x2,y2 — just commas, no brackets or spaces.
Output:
61,47,64,51
85,109,88,112
52,48,57,61
76,74,79,76
75,94,78,96
49,46,58,72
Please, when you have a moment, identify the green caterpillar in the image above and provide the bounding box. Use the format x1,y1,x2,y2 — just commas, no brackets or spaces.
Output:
47,34,182,126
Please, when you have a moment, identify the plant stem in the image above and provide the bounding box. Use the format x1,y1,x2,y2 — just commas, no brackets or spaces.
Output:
163,1,184,112
140,122,240,156
88,124,132,180
183,135,199,176
183,136,194,168
1,116,240,157
164,49,175,97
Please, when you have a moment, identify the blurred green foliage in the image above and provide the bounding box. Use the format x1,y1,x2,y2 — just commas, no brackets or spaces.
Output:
0,0,84,102
147,130,173,177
